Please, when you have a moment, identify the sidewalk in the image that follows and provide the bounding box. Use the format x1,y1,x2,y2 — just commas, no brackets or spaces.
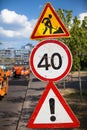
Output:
17,72,87,130
17,73,48,130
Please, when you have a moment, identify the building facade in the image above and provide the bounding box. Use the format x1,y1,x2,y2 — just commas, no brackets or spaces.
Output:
0,43,34,66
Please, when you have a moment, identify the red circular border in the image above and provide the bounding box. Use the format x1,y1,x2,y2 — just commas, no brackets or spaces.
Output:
30,40,72,82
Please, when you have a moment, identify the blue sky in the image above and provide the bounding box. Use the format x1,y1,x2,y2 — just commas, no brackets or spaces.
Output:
0,0,87,49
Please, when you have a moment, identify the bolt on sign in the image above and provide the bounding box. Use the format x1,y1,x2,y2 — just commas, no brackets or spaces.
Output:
30,2,70,39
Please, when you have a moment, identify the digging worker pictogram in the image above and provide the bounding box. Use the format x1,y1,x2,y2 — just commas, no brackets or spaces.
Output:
42,14,53,34
42,14,64,35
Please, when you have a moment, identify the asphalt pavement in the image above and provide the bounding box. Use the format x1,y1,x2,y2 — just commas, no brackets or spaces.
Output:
0,77,29,130
0,73,52,130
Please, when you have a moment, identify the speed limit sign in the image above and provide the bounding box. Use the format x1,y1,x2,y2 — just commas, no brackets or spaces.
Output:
30,40,72,82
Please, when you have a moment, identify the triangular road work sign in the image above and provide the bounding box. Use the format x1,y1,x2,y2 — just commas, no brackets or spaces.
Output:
27,82,80,128
30,2,70,39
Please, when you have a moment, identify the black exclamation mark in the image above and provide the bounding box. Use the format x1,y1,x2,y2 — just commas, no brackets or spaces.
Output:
49,98,56,121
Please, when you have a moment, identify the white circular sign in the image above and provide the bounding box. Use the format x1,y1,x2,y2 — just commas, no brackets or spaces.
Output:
30,40,72,81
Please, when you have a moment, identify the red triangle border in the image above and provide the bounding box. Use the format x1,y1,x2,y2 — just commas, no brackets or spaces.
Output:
27,82,80,128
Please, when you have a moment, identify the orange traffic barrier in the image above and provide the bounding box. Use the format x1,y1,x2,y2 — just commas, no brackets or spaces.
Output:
0,68,8,99
0,68,4,77
13,66,23,75
6,70,12,77
24,68,30,75
21,69,25,76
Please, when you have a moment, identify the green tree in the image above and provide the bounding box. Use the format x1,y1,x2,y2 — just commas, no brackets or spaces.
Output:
57,9,72,29
70,16,87,70
80,16,87,70
56,9,87,71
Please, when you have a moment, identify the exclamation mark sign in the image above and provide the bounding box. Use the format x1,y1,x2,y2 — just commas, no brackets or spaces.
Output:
49,98,56,122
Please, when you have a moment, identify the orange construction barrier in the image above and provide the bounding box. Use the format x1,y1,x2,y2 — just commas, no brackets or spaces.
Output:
0,68,8,99
25,68,30,75
6,69,12,77
13,66,23,75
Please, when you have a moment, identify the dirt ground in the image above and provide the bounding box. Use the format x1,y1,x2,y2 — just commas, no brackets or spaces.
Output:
56,71,87,130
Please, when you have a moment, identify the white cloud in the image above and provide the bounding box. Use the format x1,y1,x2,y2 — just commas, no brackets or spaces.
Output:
1,9,28,25
78,12,87,22
0,9,37,38
0,26,22,37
